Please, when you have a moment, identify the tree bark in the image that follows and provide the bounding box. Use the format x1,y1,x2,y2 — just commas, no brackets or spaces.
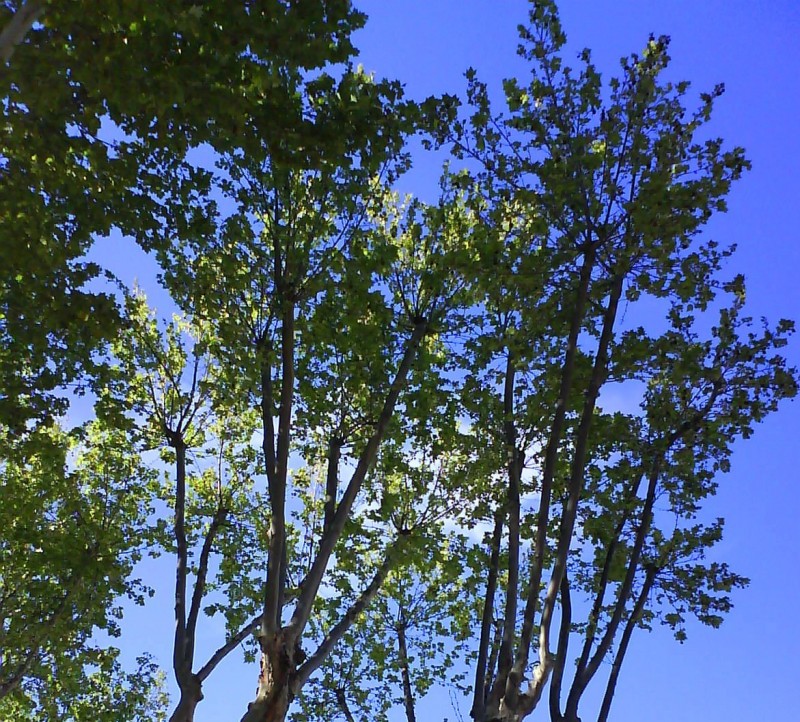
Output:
239,632,296,722
168,675,203,722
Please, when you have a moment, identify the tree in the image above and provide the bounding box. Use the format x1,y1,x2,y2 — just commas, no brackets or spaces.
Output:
139,93,472,717
1,2,796,721
111,293,268,722
0,652,169,722
1,1,385,714
0,0,369,437
432,3,797,721
0,417,164,718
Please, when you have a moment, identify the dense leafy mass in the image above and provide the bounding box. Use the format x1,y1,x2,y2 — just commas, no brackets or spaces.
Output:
1,2,796,722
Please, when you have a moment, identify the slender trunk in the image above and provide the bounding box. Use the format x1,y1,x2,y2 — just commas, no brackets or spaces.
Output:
335,688,357,722
170,436,201,719
173,437,188,672
168,433,232,720
565,458,661,717
323,437,341,535
168,676,203,722
548,567,572,722
573,493,638,675
531,276,623,711
484,617,504,709
273,301,296,620
505,249,596,715
471,507,504,721
258,350,277,633
264,300,296,635
494,352,522,706
245,321,428,721
596,569,656,722
288,321,429,639
397,615,417,722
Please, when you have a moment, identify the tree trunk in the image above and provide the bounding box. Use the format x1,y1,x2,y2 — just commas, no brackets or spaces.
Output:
168,675,203,722
239,633,297,722
397,618,417,722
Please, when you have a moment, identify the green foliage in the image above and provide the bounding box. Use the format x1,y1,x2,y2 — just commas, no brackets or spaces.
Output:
0,417,159,712
1,2,797,722
0,650,168,722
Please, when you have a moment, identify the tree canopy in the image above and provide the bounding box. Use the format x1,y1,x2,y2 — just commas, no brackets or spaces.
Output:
1,2,796,722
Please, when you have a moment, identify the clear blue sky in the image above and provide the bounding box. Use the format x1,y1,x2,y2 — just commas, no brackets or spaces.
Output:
106,2,800,720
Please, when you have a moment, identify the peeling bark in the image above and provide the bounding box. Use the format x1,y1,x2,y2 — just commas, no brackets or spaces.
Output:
239,632,296,722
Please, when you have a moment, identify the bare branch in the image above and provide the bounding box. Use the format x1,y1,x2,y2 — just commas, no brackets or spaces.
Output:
196,615,261,683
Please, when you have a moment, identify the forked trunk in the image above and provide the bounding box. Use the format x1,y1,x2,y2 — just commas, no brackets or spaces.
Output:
168,676,203,722
239,633,298,722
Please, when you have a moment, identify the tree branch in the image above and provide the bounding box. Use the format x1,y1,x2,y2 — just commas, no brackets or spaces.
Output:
530,275,623,703
292,536,407,691
196,615,261,683
0,0,44,64
186,505,229,664
172,438,189,682
323,437,342,536
572,471,646,685
507,249,596,712
0,647,38,699
493,351,522,704
548,567,572,722
335,688,357,722
397,610,418,722
596,567,656,722
470,506,504,721
270,299,296,624
288,321,428,640
566,457,661,716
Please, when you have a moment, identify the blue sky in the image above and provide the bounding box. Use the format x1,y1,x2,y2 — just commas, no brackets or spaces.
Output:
103,2,800,720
